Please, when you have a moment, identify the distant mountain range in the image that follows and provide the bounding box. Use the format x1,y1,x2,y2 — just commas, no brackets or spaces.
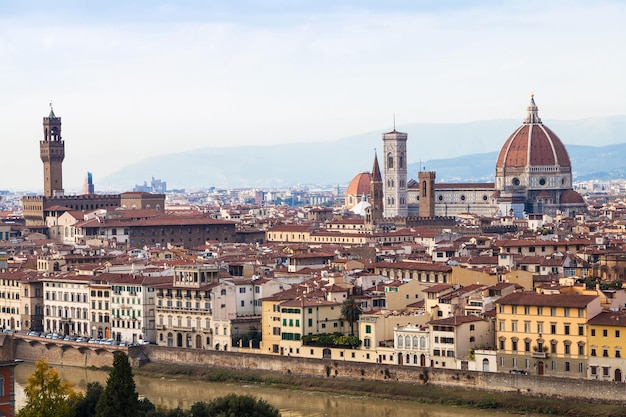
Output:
99,116,626,190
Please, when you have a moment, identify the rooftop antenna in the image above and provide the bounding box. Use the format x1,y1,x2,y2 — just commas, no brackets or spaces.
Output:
393,114,396,131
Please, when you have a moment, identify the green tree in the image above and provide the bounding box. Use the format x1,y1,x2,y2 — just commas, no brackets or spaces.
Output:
190,394,280,417
18,359,82,417
95,352,139,417
341,298,362,336
74,382,104,417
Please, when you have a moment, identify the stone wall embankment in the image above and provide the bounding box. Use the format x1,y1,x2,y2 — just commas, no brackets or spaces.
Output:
140,346,626,403
9,337,626,404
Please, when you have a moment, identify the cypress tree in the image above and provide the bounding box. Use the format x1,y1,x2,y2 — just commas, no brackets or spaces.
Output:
95,352,139,417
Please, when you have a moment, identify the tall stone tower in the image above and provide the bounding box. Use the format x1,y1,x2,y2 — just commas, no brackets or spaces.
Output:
367,152,384,227
40,106,64,197
418,171,436,218
382,129,408,218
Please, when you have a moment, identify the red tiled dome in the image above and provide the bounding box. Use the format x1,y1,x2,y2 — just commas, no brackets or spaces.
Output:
560,189,585,204
347,172,371,196
496,97,571,170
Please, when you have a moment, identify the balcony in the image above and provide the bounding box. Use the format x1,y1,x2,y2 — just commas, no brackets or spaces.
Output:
531,351,547,359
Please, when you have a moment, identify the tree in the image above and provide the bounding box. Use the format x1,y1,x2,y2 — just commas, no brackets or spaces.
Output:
18,359,82,417
190,394,280,417
341,298,362,336
95,352,139,417
74,382,104,417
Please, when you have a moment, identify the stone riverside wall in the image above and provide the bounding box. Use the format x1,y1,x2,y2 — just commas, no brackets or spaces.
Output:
6,337,626,403
139,346,626,403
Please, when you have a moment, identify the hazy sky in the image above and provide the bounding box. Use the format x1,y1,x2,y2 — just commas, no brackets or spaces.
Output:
2,0,626,192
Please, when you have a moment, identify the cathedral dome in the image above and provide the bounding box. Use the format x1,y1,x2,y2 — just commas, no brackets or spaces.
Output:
345,172,371,209
496,96,571,170
560,189,585,205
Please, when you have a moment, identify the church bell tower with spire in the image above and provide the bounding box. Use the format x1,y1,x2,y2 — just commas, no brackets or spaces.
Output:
40,104,65,197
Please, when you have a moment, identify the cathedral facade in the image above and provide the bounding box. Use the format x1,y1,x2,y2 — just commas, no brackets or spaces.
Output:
347,96,587,223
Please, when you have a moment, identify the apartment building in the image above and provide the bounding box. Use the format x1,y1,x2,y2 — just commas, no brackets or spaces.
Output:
496,292,601,378
587,310,626,381
41,274,91,336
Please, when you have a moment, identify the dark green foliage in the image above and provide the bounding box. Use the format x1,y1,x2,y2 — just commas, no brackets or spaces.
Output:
74,382,104,417
301,333,360,348
201,394,280,417
95,352,139,417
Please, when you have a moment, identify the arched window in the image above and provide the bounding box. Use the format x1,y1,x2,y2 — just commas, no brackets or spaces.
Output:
387,154,394,168
397,336,403,347
399,154,404,168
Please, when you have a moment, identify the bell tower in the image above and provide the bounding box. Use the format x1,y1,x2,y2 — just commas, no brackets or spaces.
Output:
382,129,408,218
40,105,64,197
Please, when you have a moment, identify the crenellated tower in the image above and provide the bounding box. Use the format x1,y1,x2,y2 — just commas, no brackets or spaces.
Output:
418,170,436,218
40,105,65,197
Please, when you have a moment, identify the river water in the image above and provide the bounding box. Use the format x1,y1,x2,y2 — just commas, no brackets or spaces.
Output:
14,362,527,416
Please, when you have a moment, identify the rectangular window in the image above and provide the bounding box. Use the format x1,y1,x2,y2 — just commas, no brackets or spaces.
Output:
578,344,584,356
603,329,608,337
564,324,570,335
537,322,543,334
511,306,517,314
617,330,621,338
578,325,584,336
366,325,371,334
565,361,570,372
564,308,570,317
511,321,518,332
524,321,530,333
550,323,556,334
565,344,571,355
591,329,596,337
578,363,584,373
499,321,505,332
550,307,556,317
